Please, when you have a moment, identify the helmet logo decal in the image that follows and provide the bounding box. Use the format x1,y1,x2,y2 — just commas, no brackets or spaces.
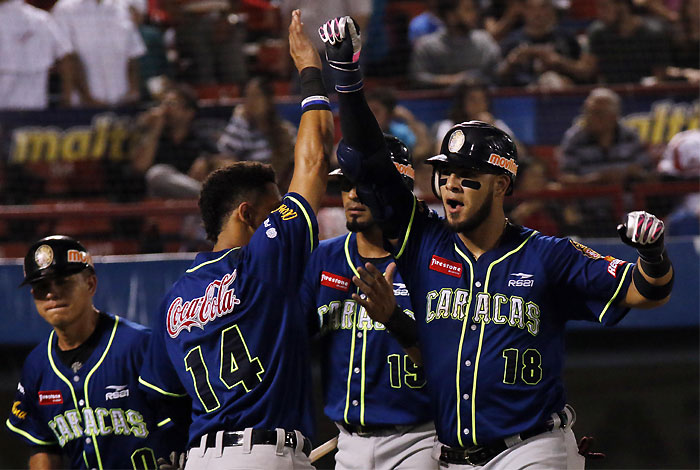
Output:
488,153,518,176
34,245,54,269
393,162,415,180
448,130,465,153
67,249,92,266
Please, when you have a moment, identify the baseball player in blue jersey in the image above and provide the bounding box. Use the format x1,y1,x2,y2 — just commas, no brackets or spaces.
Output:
299,136,438,470
6,235,187,470
319,16,675,469
138,10,334,470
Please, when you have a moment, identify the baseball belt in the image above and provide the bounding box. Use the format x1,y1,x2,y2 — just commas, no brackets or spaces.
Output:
200,429,312,456
439,408,570,466
340,422,404,437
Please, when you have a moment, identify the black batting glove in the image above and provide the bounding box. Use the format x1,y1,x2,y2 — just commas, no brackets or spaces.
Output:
617,210,665,262
318,16,363,92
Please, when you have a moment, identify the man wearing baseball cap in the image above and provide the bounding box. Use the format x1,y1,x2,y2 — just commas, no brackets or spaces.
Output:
7,235,187,469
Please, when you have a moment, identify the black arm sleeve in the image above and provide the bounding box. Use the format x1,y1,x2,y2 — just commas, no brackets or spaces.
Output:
338,91,385,156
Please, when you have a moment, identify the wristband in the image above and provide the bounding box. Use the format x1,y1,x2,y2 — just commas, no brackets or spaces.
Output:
384,306,419,349
299,67,330,113
633,266,674,300
639,249,671,277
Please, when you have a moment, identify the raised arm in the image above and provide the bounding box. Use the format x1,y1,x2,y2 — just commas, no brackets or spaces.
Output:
617,211,674,308
319,16,414,240
287,10,334,214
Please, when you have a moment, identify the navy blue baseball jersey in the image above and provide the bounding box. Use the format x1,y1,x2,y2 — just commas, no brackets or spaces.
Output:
299,233,433,427
139,193,318,446
391,201,634,448
6,313,181,469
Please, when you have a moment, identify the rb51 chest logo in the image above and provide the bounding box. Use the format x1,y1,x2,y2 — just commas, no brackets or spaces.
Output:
508,273,534,287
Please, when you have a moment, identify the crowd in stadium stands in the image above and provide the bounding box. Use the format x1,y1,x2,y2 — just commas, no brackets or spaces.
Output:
0,0,697,252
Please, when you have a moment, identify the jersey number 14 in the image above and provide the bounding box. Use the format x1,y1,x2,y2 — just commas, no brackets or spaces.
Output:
184,324,265,412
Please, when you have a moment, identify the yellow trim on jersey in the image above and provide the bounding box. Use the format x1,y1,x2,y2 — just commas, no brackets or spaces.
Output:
157,417,172,427
286,195,315,252
186,248,239,273
471,231,537,445
83,315,119,470
138,377,188,398
343,300,359,425
360,323,368,426
344,233,360,278
6,419,57,445
47,331,80,414
599,263,633,322
395,197,417,260
453,245,474,448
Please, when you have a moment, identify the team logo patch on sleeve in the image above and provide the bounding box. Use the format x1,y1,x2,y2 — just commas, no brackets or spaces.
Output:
272,204,297,220
38,390,63,405
607,258,626,277
570,240,602,259
320,272,351,291
11,401,27,419
429,255,462,278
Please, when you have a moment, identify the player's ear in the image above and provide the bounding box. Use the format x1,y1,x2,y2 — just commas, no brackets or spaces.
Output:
238,201,256,228
494,174,509,196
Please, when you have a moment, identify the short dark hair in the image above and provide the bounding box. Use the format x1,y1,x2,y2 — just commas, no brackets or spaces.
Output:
166,83,199,111
199,161,276,242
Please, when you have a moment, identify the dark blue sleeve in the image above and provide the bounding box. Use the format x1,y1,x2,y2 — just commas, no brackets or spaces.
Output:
299,250,322,336
547,237,634,326
138,308,189,399
6,359,58,447
245,192,319,291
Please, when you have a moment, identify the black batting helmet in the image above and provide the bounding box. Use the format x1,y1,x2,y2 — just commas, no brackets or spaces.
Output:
427,121,518,197
21,235,94,286
331,134,415,191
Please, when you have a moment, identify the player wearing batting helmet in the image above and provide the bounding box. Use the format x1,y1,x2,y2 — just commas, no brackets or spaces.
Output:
322,15,674,469
138,10,334,470
6,235,188,469
299,133,438,470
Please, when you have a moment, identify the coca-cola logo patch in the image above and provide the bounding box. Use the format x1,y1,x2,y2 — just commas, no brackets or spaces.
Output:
39,390,63,405
429,255,462,278
320,271,351,292
167,270,241,338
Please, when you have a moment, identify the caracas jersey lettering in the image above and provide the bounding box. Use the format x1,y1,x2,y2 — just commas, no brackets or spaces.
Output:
318,297,416,333
425,290,541,336
167,270,241,338
48,407,148,447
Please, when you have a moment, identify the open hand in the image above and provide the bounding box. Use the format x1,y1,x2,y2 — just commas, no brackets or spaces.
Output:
289,10,322,72
351,262,397,324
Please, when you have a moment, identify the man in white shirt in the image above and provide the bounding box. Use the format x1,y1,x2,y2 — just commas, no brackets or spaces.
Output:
52,0,146,106
0,0,73,110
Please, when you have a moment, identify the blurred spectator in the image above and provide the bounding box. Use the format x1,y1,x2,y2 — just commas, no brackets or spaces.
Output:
432,82,526,157
557,87,651,237
408,0,443,44
558,87,651,185
163,0,247,85
658,129,700,235
508,158,562,235
0,0,73,110
664,0,700,84
482,0,527,42
586,0,672,84
497,0,595,89
657,129,700,179
125,2,173,99
216,77,296,190
365,87,433,162
52,0,145,106
409,0,501,88
279,0,372,87
128,83,221,198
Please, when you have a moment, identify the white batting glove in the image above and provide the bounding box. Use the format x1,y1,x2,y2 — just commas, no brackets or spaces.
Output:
617,210,665,261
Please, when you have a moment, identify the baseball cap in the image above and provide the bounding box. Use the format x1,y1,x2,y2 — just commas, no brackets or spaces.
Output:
20,235,94,286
